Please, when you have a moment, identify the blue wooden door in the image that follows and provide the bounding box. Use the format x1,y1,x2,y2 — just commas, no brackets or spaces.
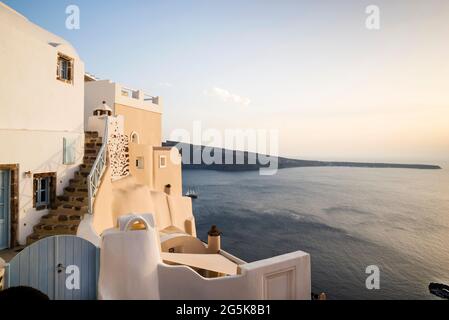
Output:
6,235,99,300
0,170,10,250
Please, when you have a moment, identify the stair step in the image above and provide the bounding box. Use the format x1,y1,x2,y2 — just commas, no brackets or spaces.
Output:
26,229,75,245
56,196,88,207
83,161,96,167
84,149,100,155
75,171,90,178
38,215,84,226
29,224,78,237
58,203,87,210
41,212,83,224
85,145,101,151
85,142,103,149
79,167,93,174
33,223,46,232
85,131,99,138
57,199,87,206
26,233,49,245
69,178,87,186
85,137,102,144
64,186,88,193
57,204,87,214
53,205,88,215
64,191,88,197
57,194,87,202
69,182,87,189
70,176,88,182
56,205,88,215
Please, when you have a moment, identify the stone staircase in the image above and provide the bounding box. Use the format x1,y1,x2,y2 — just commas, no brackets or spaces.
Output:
26,131,103,245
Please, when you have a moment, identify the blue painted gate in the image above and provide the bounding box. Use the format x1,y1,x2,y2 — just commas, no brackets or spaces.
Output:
5,235,99,300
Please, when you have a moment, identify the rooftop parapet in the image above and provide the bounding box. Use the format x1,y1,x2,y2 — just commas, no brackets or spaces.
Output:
85,79,163,117
115,82,163,113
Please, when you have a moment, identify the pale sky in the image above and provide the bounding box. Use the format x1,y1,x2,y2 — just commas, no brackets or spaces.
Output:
4,0,449,162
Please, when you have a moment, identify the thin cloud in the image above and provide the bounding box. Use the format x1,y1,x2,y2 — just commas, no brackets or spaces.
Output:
159,82,173,88
204,87,251,106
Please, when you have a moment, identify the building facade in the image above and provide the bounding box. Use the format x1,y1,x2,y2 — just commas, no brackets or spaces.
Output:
0,2,182,247
0,2,311,301
84,79,182,196
0,3,85,246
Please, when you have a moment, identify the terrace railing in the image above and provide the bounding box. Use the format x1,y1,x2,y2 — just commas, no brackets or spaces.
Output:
87,118,109,215
121,87,139,99
143,93,155,102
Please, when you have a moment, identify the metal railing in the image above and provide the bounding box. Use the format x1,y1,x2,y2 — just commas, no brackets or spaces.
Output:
119,84,157,104
87,118,109,215
143,93,155,102
121,87,139,99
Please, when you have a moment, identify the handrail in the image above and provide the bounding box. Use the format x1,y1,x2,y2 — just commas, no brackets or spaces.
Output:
87,118,109,215
143,93,155,102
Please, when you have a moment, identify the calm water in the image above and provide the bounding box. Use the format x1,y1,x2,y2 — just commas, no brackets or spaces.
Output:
182,165,449,299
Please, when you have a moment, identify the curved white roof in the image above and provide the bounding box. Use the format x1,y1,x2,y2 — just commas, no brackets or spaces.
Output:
0,2,81,59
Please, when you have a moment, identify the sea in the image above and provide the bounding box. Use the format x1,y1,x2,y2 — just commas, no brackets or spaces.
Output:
182,164,449,299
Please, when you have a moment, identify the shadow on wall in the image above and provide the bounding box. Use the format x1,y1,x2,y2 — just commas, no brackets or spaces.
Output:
18,123,85,242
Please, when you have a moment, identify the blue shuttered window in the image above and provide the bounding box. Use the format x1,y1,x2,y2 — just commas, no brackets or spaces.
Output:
35,177,50,207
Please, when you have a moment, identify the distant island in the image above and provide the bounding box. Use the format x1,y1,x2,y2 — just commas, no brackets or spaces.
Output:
163,141,442,171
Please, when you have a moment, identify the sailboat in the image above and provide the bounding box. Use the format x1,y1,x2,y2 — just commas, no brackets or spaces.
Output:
185,187,198,199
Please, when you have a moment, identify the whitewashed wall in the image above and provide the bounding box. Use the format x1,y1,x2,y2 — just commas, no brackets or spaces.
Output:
84,80,163,128
0,3,84,133
84,80,116,127
0,4,85,244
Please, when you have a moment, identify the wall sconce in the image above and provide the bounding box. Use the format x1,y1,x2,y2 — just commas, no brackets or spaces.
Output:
24,171,32,178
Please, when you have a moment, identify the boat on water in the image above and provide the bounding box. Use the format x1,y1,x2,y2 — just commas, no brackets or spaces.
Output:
429,283,449,299
185,187,198,199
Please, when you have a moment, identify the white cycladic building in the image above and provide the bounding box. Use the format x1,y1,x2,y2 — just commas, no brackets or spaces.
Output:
0,3,85,246
0,2,312,301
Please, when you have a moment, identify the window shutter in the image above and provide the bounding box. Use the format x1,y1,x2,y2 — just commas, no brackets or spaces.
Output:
33,177,38,208
49,176,56,208
68,60,73,81
63,137,76,164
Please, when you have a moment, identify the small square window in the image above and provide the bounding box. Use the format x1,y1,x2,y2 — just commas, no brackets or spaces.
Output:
57,53,74,83
159,155,167,168
136,157,144,169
